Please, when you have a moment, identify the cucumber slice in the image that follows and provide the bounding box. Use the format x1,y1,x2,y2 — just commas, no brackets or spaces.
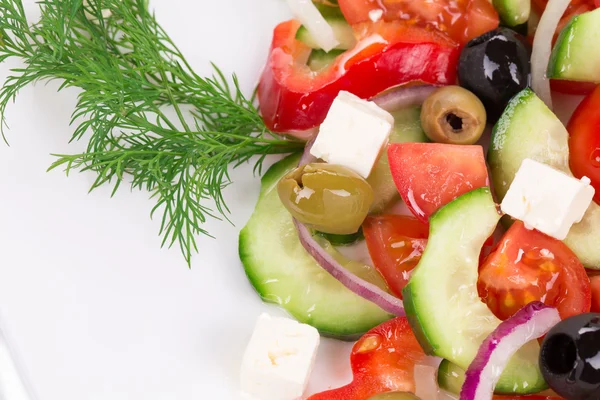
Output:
296,4,356,50
488,88,600,269
307,49,344,71
548,8,600,83
403,187,547,394
437,359,465,395
367,107,429,213
493,0,530,27
239,154,393,338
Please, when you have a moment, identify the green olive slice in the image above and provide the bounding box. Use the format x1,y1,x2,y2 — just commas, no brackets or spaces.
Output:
277,163,374,234
421,86,487,145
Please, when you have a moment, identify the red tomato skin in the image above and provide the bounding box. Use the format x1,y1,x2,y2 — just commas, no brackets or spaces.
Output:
550,80,597,95
591,276,600,313
307,317,426,400
257,20,460,133
363,215,429,298
568,85,600,204
478,221,591,321
337,0,499,44
387,143,489,224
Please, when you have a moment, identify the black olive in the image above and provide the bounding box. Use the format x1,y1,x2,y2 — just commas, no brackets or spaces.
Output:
458,28,531,122
540,313,600,400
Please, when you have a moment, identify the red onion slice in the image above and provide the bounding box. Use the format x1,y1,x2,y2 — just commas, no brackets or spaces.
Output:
460,302,560,400
371,84,438,113
531,0,572,109
294,220,405,316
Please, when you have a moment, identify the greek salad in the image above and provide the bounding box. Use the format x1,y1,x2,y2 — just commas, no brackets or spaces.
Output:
238,0,600,399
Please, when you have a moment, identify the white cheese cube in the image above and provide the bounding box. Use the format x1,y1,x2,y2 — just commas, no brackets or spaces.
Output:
501,158,595,240
240,313,320,400
310,91,393,178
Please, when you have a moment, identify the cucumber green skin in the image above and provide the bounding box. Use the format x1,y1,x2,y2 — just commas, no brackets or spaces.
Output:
403,187,547,394
548,8,600,82
437,359,465,395
489,88,600,269
367,107,428,213
493,0,530,27
239,154,393,339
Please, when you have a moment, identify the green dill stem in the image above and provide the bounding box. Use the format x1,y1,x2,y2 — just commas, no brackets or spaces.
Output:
0,0,304,265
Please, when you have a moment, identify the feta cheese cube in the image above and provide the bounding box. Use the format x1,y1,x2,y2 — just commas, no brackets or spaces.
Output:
310,91,393,178
501,158,595,240
240,313,320,400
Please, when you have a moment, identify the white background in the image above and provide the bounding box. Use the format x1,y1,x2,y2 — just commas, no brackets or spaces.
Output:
0,1,355,399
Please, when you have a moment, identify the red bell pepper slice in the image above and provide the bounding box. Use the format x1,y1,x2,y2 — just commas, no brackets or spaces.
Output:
307,317,426,400
258,20,460,133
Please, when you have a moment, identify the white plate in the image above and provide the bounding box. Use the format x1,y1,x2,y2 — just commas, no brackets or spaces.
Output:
0,2,587,399
0,1,354,399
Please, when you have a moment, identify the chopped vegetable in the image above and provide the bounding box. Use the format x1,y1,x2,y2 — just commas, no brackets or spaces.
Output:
547,8,600,83
493,0,531,27
458,28,531,122
489,88,600,269
460,302,560,400
540,313,600,400
568,85,600,204
307,317,426,400
258,20,460,132
277,163,374,235
420,86,487,145
387,143,489,224
295,220,405,316
479,221,591,321
240,154,392,338
403,188,547,394
337,0,499,43
363,215,429,298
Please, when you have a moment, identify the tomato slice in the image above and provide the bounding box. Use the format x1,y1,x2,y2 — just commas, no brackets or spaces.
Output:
363,215,429,298
337,0,499,44
478,221,591,321
258,20,459,132
568,85,600,204
307,317,426,400
387,143,489,224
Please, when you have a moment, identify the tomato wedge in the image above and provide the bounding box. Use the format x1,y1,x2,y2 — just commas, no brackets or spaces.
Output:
387,143,489,224
307,317,426,400
478,221,591,321
337,0,499,44
257,20,459,132
568,85,600,204
363,215,429,298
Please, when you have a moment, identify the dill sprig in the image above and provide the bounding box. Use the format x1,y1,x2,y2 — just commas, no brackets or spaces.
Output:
0,0,303,265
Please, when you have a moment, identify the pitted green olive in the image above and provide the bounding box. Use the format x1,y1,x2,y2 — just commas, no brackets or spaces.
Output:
367,392,421,400
421,85,487,145
277,163,374,234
